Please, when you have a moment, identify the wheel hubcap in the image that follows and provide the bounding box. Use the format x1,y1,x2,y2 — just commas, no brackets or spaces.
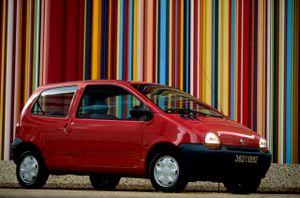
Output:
19,155,39,184
154,156,179,187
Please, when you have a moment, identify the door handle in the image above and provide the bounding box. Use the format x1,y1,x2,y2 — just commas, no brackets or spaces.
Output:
64,122,74,133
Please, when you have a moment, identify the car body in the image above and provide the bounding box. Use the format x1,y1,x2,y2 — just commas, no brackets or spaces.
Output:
12,80,271,193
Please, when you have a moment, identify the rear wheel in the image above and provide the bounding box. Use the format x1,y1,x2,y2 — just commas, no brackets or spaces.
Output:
149,152,188,192
16,151,49,189
223,178,261,194
89,174,120,190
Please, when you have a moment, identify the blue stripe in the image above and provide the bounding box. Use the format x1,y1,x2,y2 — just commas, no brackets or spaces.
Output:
85,0,92,80
212,0,219,109
286,0,293,164
119,0,124,80
230,0,236,120
184,0,190,92
158,0,167,85
101,0,108,79
128,0,133,80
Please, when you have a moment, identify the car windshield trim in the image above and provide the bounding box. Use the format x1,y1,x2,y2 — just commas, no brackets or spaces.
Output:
131,83,224,118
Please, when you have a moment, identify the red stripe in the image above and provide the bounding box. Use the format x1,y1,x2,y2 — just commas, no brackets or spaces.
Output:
123,0,129,80
177,0,181,88
250,0,255,129
46,0,66,83
171,0,176,86
110,0,117,79
193,0,198,96
242,0,250,127
152,0,157,83
29,0,34,93
77,0,85,80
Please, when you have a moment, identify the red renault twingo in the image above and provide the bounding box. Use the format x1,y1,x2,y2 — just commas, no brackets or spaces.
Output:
12,80,271,193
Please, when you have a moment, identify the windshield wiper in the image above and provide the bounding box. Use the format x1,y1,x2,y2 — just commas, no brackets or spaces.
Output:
164,108,223,118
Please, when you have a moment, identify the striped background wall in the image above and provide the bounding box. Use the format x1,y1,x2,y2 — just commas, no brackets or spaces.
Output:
0,0,299,164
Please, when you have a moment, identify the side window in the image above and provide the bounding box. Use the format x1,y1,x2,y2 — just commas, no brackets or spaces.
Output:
31,86,77,117
77,85,147,120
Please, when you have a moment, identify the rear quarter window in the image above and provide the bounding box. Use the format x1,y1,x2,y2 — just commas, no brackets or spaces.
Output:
31,86,77,117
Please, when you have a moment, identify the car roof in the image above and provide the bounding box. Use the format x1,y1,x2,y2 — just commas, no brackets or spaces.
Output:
37,80,166,89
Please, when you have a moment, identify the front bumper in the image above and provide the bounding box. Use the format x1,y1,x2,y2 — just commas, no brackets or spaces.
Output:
179,144,272,182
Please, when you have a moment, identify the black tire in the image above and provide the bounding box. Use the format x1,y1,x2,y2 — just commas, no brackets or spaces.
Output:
149,152,188,192
16,151,49,189
223,178,261,194
89,174,120,190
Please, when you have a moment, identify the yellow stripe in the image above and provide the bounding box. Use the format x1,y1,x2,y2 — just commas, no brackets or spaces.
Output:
278,0,284,162
133,0,138,81
223,0,229,116
218,0,229,115
116,1,121,79
83,0,87,79
91,0,100,80
204,0,212,105
180,0,184,89
217,0,222,112
0,0,7,160
168,0,172,86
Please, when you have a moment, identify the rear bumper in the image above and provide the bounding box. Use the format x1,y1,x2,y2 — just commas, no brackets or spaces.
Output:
179,144,271,182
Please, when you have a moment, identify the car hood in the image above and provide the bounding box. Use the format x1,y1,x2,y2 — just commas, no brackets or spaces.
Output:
185,116,260,148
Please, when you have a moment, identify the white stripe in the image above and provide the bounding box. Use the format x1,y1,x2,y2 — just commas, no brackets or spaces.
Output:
190,0,194,96
4,0,14,160
240,0,244,124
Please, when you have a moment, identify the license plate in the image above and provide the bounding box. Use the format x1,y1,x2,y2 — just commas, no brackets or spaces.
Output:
234,155,258,164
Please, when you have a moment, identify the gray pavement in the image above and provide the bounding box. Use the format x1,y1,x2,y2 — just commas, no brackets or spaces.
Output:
0,189,300,198
1,160,300,193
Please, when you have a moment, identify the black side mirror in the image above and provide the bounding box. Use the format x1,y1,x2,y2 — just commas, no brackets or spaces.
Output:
129,109,153,121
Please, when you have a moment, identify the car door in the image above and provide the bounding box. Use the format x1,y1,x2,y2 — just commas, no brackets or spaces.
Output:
67,85,146,168
29,86,78,167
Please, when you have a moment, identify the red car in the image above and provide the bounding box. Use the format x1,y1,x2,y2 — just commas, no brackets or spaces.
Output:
12,80,271,193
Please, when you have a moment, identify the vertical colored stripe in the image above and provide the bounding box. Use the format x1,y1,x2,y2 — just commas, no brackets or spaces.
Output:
158,0,167,85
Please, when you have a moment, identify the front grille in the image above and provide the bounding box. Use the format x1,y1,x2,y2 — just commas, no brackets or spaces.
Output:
225,146,260,153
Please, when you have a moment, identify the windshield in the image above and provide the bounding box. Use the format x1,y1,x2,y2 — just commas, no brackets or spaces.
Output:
131,84,223,118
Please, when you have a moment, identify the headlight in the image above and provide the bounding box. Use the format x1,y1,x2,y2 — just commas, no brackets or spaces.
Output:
204,132,221,149
259,137,268,150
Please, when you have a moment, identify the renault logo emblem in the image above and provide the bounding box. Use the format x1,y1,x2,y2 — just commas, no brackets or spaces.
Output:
240,138,245,145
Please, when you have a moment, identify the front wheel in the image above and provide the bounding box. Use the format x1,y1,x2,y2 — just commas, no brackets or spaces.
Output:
149,152,188,192
223,178,261,194
16,151,49,189
89,174,120,190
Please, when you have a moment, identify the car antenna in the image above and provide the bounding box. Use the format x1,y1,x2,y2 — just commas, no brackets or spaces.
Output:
199,66,225,116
